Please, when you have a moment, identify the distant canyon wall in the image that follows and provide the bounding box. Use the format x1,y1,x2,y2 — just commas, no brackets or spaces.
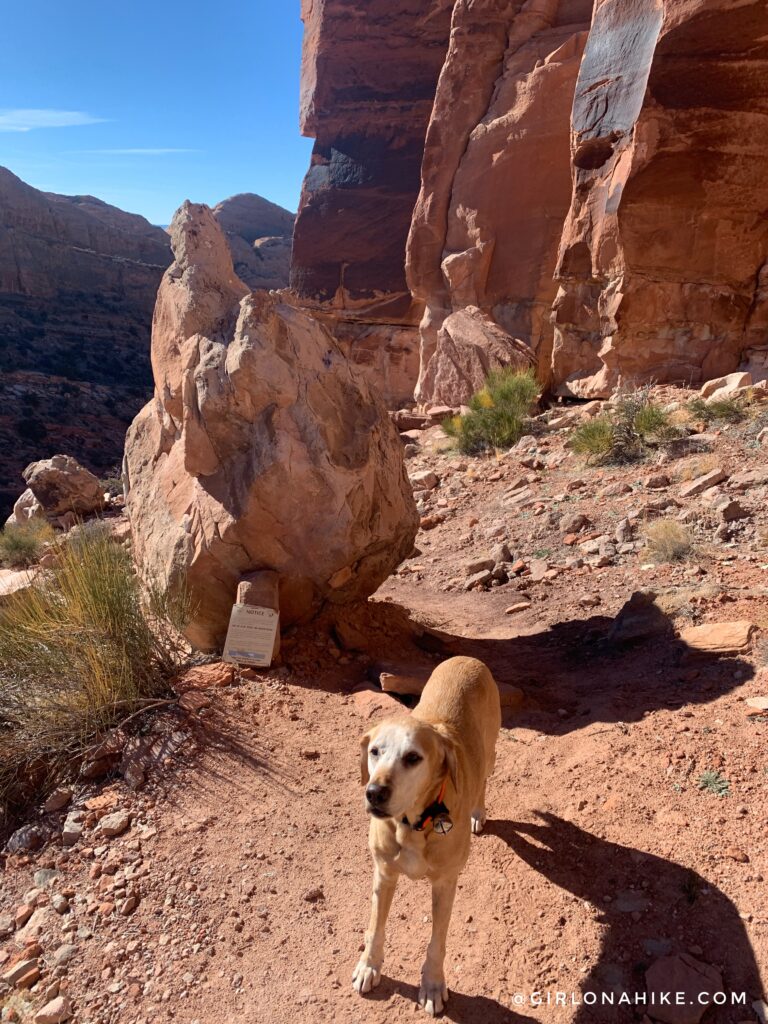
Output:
293,0,768,402
0,168,293,517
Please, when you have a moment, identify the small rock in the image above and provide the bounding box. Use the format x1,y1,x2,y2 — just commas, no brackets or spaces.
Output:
175,662,234,691
98,810,132,838
716,498,750,522
700,370,751,401
51,895,69,915
43,789,72,814
645,473,670,489
529,559,549,582
34,995,73,1024
0,913,13,940
6,825,44,854
645,953,723,1024
680,620,756,654
464,569,493,591
560,512,590,534
679,469,728,498
303,887,324,903
464,557,495,575
119,895,139,916
14,904,34,929
2,959,40,989
610,591,672,644
61,812,84,847
724,847,749,863
52,944,78,967
410,470,438,492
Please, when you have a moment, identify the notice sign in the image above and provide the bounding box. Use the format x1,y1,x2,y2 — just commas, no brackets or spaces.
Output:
223,604,280,668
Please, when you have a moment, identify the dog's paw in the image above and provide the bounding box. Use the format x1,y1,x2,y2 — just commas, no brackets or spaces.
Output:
352,958,381,995
471,808,486,835
419,976,448,1016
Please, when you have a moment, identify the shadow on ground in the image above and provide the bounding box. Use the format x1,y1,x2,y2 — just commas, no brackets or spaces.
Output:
487,813,765,1024
364,598,756,735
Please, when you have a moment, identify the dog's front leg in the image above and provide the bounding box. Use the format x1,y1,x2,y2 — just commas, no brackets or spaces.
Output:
352,865,398,995
419,874,458,1016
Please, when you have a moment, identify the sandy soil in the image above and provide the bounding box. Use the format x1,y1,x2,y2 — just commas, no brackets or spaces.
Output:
2,387,768,1024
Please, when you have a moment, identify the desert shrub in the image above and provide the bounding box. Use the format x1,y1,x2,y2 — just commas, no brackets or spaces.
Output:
0,519,54,568
570,416,614,459
570,384,676,464
442,368,539,454
99,474,123,497
642,519,693,563
0,530,189,812
687,396,744,424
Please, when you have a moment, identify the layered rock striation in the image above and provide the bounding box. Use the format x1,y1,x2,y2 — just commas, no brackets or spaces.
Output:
125,203,418,649
294,0,768,404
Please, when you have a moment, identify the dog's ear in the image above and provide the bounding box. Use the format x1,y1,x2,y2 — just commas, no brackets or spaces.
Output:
436,728,460,794
359,730,372,786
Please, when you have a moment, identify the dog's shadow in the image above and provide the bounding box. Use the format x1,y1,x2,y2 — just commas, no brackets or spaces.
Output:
366,977,536,1023
485,813,765,1023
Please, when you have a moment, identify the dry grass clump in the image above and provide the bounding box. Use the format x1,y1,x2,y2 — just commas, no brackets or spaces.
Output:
642,519,693,563
686,395,745,424
0,519,54,568
678,454,720,482
442,368,539,454
571,384,677,464
0,529,189,814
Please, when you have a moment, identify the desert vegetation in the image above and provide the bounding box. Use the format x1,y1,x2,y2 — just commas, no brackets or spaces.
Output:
570,384,676,464
442,368,539,454
0,519,54,568
0,528,188,814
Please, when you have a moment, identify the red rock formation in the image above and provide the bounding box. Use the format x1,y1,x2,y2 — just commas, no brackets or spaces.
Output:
126,204,418,649
407,0,594,401
212,194,294,291
0,168,295,517
291,0,453,318
295,0,768,406
552,0,768,396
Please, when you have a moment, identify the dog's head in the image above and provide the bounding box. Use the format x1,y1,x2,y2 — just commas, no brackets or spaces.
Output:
359,717,458,822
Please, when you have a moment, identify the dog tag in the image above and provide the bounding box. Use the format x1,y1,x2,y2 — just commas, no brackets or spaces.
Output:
433,814,453,835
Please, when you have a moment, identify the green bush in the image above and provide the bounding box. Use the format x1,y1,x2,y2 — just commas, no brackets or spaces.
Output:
570,384,675,464
687,396,744,424
0,519,55,568
0,530,189,812
442,368,539,454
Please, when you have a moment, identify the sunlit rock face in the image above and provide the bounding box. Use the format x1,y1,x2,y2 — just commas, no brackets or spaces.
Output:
293,0,768,406
125,203,418,650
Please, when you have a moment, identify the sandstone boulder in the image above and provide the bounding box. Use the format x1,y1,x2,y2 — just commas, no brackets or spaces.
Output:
125,203,419,649
417,306,535,406
22,455,104,518
5,487,44,527
700,371,752,401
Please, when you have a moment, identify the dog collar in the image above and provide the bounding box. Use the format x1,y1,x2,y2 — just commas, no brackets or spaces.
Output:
403,777,453,834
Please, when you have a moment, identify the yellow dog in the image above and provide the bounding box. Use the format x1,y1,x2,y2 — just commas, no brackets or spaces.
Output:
354,656,501,1015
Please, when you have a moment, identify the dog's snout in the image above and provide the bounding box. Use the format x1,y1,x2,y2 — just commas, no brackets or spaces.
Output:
366,783,390,807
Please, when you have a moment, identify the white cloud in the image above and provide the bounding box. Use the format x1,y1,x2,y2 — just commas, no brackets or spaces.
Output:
82,148,201,155
0,109,106,132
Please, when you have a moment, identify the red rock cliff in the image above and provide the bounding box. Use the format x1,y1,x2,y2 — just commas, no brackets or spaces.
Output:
294,0,768,404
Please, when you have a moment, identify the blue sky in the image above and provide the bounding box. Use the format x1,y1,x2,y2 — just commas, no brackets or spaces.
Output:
0,1,313,224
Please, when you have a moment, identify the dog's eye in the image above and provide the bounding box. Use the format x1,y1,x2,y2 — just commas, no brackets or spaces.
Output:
370,747,379,757
403,752,423,767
